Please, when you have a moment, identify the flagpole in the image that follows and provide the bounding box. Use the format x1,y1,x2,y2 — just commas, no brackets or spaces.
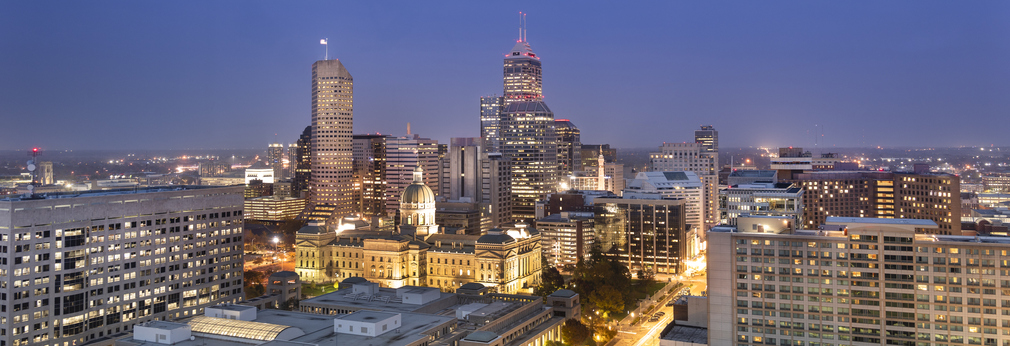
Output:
325,38,328,60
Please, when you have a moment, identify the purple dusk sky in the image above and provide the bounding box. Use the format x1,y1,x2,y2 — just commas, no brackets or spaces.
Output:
2,1,1009,150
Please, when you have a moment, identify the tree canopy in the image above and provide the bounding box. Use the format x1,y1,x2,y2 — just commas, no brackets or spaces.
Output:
561,319,590,345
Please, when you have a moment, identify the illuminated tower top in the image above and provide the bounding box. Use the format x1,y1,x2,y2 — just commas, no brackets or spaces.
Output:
503,13,542,102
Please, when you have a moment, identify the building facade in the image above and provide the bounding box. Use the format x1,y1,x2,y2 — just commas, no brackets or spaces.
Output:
720,182,804,226
554,119,581,178
295,167,540,294
650,141,719,231
309,59,355,220
626,171,705,233
786,170,961,234
708,217,1010,346
537,212,594,268
293,126,312,198
593,195,689,275
352,134,391,217
0,186,245,346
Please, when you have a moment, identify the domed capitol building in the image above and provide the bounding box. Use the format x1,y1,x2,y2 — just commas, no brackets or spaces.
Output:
295,166,543,294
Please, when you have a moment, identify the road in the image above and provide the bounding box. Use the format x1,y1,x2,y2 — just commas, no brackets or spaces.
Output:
607,272,707,346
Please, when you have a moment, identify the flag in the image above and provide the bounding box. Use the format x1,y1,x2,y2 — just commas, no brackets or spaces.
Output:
320,39,327,45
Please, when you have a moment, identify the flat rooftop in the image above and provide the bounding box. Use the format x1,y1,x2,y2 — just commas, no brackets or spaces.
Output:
825,216,938,227
209,304,257,312
143,321,190,330
661,324,708,344
300,286,456,313
0,185,237,202
337,310,398,322
118,309,453,346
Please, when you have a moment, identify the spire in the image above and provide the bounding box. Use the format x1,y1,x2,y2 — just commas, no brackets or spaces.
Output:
412,165,423,184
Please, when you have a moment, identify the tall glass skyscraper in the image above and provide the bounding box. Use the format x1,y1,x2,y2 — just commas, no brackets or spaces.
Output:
497,37,557,221
308,59,354,220
480,95,503,153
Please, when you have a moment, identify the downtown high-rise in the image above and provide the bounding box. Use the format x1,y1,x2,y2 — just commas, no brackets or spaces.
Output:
308,60,354,220
497,36,558,221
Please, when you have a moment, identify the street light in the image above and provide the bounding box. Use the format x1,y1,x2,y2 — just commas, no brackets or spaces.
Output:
272,236,280,254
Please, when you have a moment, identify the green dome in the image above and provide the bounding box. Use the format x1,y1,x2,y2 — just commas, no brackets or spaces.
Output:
401,166,435,205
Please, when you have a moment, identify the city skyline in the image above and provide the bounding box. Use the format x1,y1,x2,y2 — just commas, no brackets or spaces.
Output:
3,2,1010,151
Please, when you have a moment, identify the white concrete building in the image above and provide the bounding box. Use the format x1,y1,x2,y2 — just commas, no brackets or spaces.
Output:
0,185,245,346
626,171,704,233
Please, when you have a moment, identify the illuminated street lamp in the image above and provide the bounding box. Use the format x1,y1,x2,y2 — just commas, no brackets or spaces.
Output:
272,236,280,254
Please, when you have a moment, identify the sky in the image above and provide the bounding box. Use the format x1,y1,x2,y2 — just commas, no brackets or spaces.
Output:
2,1,1009,151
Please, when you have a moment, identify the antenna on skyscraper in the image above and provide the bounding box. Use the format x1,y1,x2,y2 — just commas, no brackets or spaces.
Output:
320,38,329,60
518,12,523,42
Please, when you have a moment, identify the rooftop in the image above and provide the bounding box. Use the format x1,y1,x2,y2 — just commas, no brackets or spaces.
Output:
300,285,456,313
825,217,938,227
660,324,708,343
337,310,399,323
728,170,777,178
0,185,237,202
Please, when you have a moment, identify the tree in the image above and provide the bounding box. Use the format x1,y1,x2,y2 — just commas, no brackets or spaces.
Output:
535,267,565,297
589,285,624,316
245,284,265,300
561,319,590,345
637,269,655,283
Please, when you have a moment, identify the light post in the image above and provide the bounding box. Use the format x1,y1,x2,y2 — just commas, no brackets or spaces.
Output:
272,236,280,256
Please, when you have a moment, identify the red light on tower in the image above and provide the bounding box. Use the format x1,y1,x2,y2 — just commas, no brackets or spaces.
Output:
33,148,38,152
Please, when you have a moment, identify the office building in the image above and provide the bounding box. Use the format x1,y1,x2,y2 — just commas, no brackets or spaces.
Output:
293,126,312,198
267,142,285,179
786,169,960,234
385,134,441,217
309,59,355,220
244,196,307,222
480,95,504,154
708,217,1010,346
555,119,581,177
481,153,513,228
353,134,391,217
484,32,557,222
199,161,231,178
244,164,274,184
537,212,594,268
435,201,484,235
0,185,245,346
286,143,297,177
501,101,557,221
447,137,483,202
593,194,690,275
771,147,840,180
720,182,804,226
694,125,718,154
626,171,705,233
651,140,719,231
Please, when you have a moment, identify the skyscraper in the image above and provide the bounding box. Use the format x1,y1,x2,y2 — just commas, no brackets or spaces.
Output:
267,142,284,179
352,134,390,217
308,59,354,220
503,39,542,102
498,33,557,221
694,125,718,154
480,95,504,153
293,126,312,198
555,119,581,178
385,134,441,217
650,139,719,230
